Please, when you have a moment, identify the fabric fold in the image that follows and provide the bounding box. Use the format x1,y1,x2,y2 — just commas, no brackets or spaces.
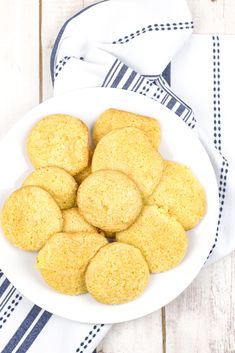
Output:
51,0,193,83
1,1,234,352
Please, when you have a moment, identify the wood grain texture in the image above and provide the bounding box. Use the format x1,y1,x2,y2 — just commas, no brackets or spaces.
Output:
0,0,39,137
97,312,163,353
41,0,84,100
187,0,235,33
1,0,235,352
165,256,235,353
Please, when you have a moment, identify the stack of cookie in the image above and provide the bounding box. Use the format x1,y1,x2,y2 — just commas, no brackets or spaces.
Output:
1,109,206,304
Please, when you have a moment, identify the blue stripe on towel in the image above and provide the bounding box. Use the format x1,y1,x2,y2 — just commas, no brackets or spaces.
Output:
207,35,229,259
134,77,145,92
0,279,10,298
132,76,143,92
0,287,15,312
122,71,137,89
101,58,196,129
102,59,119,87
1,305,42,353
111,64,129,88
175,104,186,117
15,311,52,353
155,75,196,127
166,97,177,109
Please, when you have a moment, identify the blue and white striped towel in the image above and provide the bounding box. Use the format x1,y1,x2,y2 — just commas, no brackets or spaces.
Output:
1,0,234,352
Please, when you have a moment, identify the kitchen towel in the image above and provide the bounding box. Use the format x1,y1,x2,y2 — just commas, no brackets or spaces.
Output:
52,38,234,265
51,0,234,266
1,0,234,352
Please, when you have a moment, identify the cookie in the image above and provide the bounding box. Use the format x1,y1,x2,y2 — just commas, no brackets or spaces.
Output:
74,149,93,185
92,127,163,199
117,205,188,273
23,166,78,209
77,170,143,233
147,161,206,230
62,207,97,233
36,232,107,295
93,108,161,147
85,243,149,304
27,114,89,175
1,186,63,251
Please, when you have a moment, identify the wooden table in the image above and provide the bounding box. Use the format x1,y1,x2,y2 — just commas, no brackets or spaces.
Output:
0,1,234,352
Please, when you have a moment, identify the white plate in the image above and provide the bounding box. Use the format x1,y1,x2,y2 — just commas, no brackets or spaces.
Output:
0,88,218,324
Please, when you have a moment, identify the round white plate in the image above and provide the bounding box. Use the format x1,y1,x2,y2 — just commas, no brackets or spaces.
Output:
0,88,218,324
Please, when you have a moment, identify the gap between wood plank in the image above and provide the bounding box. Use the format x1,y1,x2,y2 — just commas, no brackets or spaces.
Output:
161,307,166,353
39,0,43,103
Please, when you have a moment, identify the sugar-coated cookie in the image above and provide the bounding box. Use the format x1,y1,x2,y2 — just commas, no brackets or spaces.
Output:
147,161,206,230
23,166,78,209
92,127,163,199
85,243,149,304
27,114,89,175
1,186,63,251
117,205,188,273
77,170,143,233
93,108,161,147
36,232,107,295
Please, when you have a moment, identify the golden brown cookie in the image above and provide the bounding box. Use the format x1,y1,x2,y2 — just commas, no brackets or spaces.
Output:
27,114,89,175
117,205,188,273
36,232,107,295
1,186,63,251
92,127,163,199
147,161,206,230
77,170,143,233
62,207,97,233
85,243,149,304
93,108,161,147
23,166,78,209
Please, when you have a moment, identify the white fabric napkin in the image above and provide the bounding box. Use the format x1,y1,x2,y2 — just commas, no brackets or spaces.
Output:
170,34,235,264
1,0,234,352
51,0,193,93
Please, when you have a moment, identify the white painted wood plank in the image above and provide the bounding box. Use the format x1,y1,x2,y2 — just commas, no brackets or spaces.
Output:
165,254,235,353
97,312,163,353
0,0,39,137
41,0,84,100
224,0,235,33
187,0,235,34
